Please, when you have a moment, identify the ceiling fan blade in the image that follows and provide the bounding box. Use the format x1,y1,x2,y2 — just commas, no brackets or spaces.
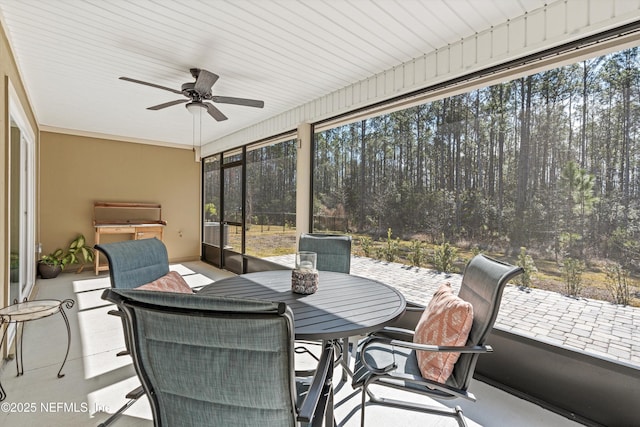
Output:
205,102,228,121
147,99,189,110
211,96,264,108
193,69,219,95
119,77,183,94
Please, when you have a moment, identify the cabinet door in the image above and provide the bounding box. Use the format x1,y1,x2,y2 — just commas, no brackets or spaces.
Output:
136,227,163,240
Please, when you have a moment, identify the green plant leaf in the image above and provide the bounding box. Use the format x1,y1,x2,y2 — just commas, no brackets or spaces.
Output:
81,247,94,262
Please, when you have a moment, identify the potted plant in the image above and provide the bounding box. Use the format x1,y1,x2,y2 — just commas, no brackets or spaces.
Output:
37,234,95,279
38,249,68,279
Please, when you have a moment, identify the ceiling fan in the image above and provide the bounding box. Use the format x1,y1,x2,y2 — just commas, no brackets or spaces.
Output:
119,68,264,121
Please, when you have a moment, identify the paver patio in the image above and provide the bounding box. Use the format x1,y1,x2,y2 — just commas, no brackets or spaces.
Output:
268,254,640,367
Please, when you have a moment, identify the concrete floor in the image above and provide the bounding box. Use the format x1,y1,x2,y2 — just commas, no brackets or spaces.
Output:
0,261,581,427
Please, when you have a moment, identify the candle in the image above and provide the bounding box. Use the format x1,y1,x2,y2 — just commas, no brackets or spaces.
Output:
296,251,317,270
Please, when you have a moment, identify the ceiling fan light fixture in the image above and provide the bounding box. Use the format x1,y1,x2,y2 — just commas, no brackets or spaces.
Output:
186,102,205,162
185,102,206,115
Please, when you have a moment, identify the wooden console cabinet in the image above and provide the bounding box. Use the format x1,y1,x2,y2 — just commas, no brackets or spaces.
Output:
93,202,166,275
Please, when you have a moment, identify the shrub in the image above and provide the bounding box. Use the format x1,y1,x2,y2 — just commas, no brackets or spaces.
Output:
471,244,482,257
515,246,537,289
561,257,584,297
360,236,373,257
381,228,399,262
204,203,217,221
409,240,426,268
605,262,631,305
432,235,457,273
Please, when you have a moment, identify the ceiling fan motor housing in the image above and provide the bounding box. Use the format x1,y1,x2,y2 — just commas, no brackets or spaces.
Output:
181,82,207,100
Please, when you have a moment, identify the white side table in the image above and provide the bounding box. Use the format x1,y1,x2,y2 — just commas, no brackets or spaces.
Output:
0,298,74,401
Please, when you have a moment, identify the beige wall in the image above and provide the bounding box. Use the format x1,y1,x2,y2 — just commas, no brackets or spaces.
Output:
40,132,201,264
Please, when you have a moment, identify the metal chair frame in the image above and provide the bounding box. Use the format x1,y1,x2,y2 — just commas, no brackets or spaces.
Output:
354,254,523,427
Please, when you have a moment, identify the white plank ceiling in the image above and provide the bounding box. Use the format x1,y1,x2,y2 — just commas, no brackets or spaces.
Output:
0,0,616,149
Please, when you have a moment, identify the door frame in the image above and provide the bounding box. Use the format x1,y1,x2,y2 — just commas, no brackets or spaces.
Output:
219,149,246,273
6,81,36,349
201,148,247,274
8,81,36,301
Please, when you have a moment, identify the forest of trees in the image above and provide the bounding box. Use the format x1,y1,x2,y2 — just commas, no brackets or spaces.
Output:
313,47,640,271
246,141,297,227
203,46,640,278
203,141,297,229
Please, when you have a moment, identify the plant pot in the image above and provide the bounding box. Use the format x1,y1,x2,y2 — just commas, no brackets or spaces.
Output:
38,262,62,279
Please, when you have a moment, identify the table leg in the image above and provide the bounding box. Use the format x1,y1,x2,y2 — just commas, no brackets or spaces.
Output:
326,384,335,427
0,322,9,401
56,299,75,378
16,322,24,376
340,336,354,381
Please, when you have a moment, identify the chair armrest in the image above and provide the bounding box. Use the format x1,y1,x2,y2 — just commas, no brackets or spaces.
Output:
359,335,492,375
108,308,132,356
108,309,124,318
371,326,415,340
388,339,493,354
364,335,493,354
297,342,334,423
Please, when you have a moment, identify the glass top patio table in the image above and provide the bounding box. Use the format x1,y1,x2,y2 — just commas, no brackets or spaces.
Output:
198,270,406,341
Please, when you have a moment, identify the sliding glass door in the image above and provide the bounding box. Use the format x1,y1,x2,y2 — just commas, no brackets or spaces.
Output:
202,151,245,273
221,156,244,273
201,137,298,272
6,85,36,352
8,90,35,304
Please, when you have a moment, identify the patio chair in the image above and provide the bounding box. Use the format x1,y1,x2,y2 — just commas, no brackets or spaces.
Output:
297,233,353,376
352,254,523,427
101,288,335,427
298,233,352,274
94,238,171,427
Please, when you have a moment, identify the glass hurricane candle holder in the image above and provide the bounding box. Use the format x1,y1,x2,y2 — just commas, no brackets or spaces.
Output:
292,251,319,294
295,251,317,270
